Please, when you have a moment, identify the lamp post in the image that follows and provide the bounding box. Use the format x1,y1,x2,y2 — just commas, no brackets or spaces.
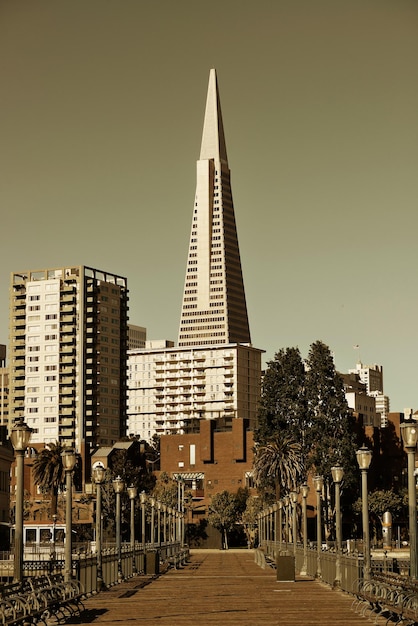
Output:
157,501,162,547
290,491,298,556
401,422,418,579
51,513,58,568
283,495,290,550
61,447,76,582
149,497,156,548
127,485,137,574
300,484,309,576
313,475,324,579
331,466,344,588
92,463,106,589
162,504,167,545
10,419,32,583
356,446,372,580
113,476,125,581
140,492,147,547
272,503,278,545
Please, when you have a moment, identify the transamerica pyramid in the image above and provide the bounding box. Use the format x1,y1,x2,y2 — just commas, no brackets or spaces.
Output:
178,69,251,347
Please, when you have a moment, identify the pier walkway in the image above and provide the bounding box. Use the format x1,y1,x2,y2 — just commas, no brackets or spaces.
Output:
74,550,368,625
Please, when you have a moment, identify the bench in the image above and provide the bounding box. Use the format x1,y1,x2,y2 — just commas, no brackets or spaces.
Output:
352,574,418,625
0,574,84,625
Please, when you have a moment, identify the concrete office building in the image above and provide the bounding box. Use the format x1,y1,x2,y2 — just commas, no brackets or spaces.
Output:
128,325,146,350
348,361,389,427
9,266,129,483
128,70,263,440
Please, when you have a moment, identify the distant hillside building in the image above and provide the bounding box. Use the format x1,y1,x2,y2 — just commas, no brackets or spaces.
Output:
127,70,263,441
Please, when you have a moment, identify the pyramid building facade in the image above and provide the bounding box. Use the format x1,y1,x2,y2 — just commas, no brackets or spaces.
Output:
178,69,251,347
128,70,263,439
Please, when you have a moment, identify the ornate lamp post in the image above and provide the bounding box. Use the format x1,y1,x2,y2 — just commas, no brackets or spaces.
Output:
127,485,137,574
61,447,76,582
140,492,147,547
92,463,106,589
149,497,156,548
10,419,32,583
401,422,418,579
113,476,125,581
356,446,372,580
162,504,167,545
313,475,324,579
300,484,309,576
290,491,298,556
272,503,278,544
283,495,290,550
51,513,58,566
331,466,344,588
157,501,162,547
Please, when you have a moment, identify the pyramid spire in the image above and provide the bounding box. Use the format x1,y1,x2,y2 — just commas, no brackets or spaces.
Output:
178,70,251,347
199,69,228,163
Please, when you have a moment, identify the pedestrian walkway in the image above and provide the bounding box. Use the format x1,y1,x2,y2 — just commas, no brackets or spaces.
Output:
75,550,367,625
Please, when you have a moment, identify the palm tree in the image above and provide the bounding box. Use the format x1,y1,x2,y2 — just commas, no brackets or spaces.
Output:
32,442,66,516
253,433,305,500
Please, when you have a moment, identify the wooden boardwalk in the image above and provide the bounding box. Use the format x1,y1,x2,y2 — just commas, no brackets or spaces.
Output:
73,550,369,625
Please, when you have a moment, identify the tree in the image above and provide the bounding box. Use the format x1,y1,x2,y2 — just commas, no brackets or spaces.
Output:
256,347,307,447
152,472,178,508
304,341,359,486
253,432,305,500
32,442,67,516
241,495,263,548
208,491,240,549
353,489,405,544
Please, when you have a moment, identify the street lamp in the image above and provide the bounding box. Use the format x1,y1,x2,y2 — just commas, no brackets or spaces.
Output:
331,466,344,588
162,504,167,545
92,463,106,589
356,446,372,580
300,484,309,576
140,492,147,547
313,475,324,579
272,503,278,544
283,495,290,550
149,497,156,548
157,501,162,547
290,491,298,556
10,419,32,583
113,476,125,581
127,485,137,574
51,513,58,566
401,422,418,579
61,447,76,582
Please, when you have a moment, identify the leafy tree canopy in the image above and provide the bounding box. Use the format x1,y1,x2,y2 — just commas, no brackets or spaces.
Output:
208,490,240,549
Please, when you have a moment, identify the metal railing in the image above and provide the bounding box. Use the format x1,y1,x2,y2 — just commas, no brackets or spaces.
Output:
0,540,188,594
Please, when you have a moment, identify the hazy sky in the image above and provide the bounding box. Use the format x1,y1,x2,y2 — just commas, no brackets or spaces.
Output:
1,1,417,412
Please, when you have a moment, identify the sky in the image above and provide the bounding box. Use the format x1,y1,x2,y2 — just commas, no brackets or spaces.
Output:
1,0,417,412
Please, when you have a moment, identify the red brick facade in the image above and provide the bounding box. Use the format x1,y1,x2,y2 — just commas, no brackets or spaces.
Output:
159,418,256,522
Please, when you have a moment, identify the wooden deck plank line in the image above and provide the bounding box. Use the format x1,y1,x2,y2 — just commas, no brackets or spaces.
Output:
73,551,370,625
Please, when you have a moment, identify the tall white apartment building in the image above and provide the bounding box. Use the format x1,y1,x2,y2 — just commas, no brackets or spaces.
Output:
128,342,263,439
9,266,129,483
128,70,263,440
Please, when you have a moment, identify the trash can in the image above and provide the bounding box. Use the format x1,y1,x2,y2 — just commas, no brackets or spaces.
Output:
276,554,295,581
145,551,160,575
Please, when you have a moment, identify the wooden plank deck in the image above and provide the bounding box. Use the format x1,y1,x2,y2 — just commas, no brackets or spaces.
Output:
73,550,369,625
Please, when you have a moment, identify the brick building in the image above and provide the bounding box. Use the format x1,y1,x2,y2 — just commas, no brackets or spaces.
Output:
159,418,256,545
